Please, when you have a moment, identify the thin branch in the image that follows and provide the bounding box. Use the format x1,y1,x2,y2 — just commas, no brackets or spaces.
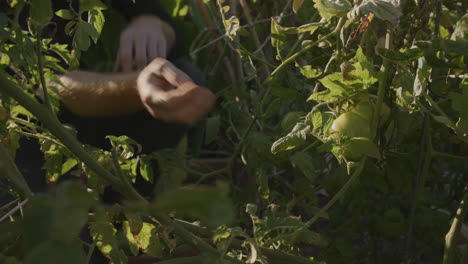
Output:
0,199,28,222
443,185,468,264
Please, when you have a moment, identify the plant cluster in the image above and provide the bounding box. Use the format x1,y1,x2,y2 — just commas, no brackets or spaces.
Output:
1,0,468,263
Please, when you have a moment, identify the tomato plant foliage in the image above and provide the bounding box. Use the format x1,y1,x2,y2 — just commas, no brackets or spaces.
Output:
1,0,468,263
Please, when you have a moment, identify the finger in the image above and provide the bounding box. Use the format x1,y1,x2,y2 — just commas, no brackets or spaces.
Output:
113,52,121,72
135,36,147,70
158,39,167,58
147,35,159,61
147,58,192,88
119,33,133,72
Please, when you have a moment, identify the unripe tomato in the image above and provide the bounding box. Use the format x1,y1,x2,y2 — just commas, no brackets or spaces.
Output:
330,111,372,139
351,100,390,125
280,111,305,131
350,101,374,121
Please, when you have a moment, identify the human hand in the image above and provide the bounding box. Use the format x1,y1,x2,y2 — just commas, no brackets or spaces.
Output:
137,58,216,125
114,15,176,72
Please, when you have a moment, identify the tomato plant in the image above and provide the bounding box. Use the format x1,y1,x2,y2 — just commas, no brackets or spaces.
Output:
1,0,468,264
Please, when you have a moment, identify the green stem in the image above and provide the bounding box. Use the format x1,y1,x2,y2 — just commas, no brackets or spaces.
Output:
1,74,242,261
265,17,345,83
36,34,54,113
292,159,366,237
443,185,468,264
174,219,323,264
372,30,392,137
432,151,468,161
153,214,244,264
194,168,228,184
405,115,432,260
0,74,128,197
226,116,257,179
0,143,33,198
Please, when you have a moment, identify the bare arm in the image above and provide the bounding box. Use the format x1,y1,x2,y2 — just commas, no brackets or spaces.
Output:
57,71,144,117
57,58,215,124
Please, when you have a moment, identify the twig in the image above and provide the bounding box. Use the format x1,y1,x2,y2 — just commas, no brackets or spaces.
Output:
36,34,54,114
0,199,29,222
292,159,366,237
405,115,431,261
443,185,468,264
0,142,33,198
265,17,345,83
0,199,19,212
239,0,270,75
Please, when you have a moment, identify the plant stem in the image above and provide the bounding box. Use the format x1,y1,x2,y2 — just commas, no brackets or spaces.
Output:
405,115,432,261
292,159,366,237
443,185,468,264
372,30,392,137
0,74,128,198
36,34,54,113
0,143,33,198
265,17,345,83
173,219,323,264
153,214,244,264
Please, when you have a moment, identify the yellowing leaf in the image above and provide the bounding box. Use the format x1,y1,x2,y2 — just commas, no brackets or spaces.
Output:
293,0,304,14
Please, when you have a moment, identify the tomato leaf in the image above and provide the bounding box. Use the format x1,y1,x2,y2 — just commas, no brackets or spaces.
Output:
271,121,312,154
347,0,402,25
29,0,53,27
343,137,381,160
313,0,352,20
291,152,317,183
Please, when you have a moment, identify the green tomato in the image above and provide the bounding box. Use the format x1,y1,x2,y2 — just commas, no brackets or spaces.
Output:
351,101,374,121
351,100,391,125
330,111,372,139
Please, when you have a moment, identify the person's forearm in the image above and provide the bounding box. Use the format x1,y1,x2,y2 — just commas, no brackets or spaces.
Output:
57,71,144,117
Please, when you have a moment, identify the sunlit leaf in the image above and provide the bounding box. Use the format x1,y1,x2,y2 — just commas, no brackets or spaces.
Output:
313,0,352,20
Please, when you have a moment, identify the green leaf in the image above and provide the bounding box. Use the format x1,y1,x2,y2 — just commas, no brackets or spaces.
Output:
377,47,424,61
29,0,53,27
413,57,431,97
139,156,154,183
263,99,281,118
343,137,381,160
89,211,127,264
55,9,75,20
73,21,96,51
60,157,79,175
88,9,106,43
451,13,468,41
293,0,304,14
313,0,352,20
134,223,164,257
106,135,142,159
256,167,270,199
298,229,329,247
271,121,312,154
347,0,402,24
79,0,107,13
299,65,322,79
205,115,221,145
271,18,324,34
290,152,317,183
151,184,234,228
122,221,139,256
